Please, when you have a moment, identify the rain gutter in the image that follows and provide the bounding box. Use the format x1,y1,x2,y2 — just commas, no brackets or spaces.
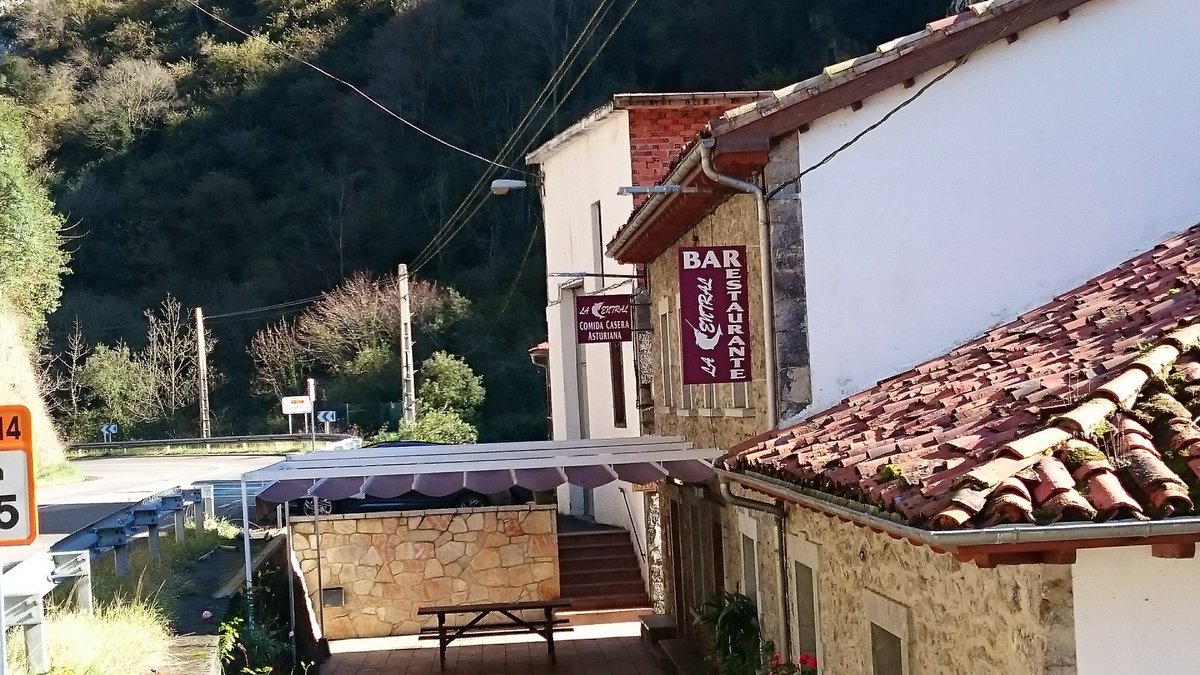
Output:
719,469,1200,552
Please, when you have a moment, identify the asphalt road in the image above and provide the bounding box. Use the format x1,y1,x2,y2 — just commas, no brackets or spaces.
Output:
6,454,280,565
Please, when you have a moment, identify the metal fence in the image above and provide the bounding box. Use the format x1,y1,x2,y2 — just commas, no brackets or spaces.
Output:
68,433,356,457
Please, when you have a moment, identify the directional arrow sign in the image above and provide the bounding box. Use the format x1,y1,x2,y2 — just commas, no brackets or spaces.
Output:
0,405,37,546
100,423,119,436
316,411,337,424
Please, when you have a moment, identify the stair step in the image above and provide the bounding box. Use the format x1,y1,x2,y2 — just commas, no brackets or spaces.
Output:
561,567,643,585
558,530,631,547
561,579,647,597
565,593,651,611
558,542,638,559
559,555,642,573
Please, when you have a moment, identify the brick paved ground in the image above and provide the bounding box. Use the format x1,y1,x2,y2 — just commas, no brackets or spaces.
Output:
324,622,662,675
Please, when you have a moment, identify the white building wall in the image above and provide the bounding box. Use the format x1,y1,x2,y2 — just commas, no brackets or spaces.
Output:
792,0,1200,416
533,111,647,575
1073,546,1200,673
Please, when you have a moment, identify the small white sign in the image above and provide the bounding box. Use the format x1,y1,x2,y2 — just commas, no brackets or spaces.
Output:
0,450,33,545
281,395,313,415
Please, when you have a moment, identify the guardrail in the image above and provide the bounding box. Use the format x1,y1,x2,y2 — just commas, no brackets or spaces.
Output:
68,433,356,457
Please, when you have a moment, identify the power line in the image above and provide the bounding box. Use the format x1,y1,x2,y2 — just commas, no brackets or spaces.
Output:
206,295,321,319
412,0,641,274
409,0,618,273
183,0,529,175
767,0,1040,200
462,220,543,356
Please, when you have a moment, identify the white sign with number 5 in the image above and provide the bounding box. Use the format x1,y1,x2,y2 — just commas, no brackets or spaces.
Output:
0,451,30,542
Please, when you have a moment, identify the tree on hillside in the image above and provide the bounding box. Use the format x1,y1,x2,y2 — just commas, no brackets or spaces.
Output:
53,296,214,440
78,57,176,150
417,350,484,418
0,96,69,340
249,272,469,407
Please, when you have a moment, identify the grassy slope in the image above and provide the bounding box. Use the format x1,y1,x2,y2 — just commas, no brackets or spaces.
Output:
0,307,72,477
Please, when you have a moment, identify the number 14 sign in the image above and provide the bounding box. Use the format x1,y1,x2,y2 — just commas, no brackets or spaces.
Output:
0,406,36,546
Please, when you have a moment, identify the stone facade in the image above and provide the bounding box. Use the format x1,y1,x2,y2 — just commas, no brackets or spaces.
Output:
719,482,1076,675
290,505,559,639
646,193,771,450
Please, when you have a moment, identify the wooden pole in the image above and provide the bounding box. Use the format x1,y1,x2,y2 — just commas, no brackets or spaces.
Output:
195,308,212,438
398,265,417,423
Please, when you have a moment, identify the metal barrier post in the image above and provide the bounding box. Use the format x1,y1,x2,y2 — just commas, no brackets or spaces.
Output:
202,484,216,523
24,597,47,674
175,511,187,543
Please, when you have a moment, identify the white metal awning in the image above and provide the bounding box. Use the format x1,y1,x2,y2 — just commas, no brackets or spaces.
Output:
246,436,722,503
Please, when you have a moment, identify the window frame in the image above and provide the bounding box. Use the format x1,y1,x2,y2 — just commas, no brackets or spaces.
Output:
865,590,910,675
737,511,761,617
787,534,822,671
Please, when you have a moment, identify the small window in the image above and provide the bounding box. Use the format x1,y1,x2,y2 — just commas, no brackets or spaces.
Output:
731,381,749,408
610,342,627,428
871,624,903,675
738,511,760,614
712,522,725,594
740,534,758,602
682,383,695,410
658,309,674,408
591,201,604,275
865,590,909,675
794,561,818,658
701,383,716,409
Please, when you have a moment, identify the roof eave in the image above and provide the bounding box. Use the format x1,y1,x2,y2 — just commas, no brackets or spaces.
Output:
722,469,1200,567
526,102,618,165
711,0,1095,153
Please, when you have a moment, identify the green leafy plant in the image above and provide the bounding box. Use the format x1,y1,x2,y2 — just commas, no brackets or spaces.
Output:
694,592,762,675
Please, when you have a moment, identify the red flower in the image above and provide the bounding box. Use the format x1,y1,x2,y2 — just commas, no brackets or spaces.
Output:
771,653,782,667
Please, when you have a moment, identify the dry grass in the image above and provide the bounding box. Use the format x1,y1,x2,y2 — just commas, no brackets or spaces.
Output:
7,602,172,675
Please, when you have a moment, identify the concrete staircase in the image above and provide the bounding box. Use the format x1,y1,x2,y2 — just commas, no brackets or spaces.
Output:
558,528,650,611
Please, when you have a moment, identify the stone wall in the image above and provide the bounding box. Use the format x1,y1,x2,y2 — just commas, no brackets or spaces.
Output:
646,193,771,450
721,483,1076,675
290,505,559,639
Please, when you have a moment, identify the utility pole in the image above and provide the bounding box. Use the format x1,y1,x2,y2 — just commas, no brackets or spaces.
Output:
195,307,212,438
398,264,417,423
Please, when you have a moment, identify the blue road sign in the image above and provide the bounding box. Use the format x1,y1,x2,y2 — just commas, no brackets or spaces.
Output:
316,411,337,424
100,423,119,435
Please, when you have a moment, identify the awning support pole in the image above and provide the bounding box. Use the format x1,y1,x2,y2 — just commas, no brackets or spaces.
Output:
313,498,325,632
282,504,297,663
241,478,254,626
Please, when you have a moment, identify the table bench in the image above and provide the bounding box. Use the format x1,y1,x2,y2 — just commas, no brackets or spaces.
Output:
418,598,574,669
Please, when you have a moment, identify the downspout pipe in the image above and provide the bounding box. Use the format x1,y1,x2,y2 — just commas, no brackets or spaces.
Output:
698,138,777,427
719,477,792,659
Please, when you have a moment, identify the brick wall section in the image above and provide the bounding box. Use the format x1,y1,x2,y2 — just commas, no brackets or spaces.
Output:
291,505,559,639
627,105,734,208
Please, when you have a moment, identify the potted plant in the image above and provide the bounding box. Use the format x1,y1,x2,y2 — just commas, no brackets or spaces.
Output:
694,592,762,675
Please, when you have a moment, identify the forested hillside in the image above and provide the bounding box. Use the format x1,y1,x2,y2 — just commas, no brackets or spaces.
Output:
0,0,948,441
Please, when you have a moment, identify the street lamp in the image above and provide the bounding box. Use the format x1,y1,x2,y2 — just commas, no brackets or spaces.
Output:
490,179,528,195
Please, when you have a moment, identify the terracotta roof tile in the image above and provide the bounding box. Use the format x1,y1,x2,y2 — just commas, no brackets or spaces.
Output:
729,225,1200,530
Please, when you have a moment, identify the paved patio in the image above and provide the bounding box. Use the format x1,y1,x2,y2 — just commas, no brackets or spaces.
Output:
323,621,662,675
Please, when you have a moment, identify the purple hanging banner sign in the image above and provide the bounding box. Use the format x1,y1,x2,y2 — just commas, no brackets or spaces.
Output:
678,246,751,384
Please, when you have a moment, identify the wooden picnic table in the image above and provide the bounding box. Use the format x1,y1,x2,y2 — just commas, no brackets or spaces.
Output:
418,598,574,669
